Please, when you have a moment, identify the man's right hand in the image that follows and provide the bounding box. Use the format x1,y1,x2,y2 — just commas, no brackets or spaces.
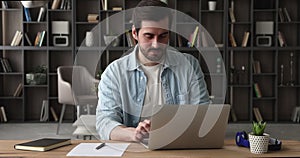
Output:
110,119,151,142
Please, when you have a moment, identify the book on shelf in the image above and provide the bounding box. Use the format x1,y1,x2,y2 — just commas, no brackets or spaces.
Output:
24,32,32,46
253,107,263,122
253,83,262,98
24,7,31,22
189,26,199,47
11,30,23,46
50,107,58,122
0,106,7,122
40,100,49,122
241,31,250,47
60,0,66,10
278,8,285,22
177,35,183,47
37,7,46,22
101,0,108,10
228,7,236,23
0,106,3,122
283,7,292,22
228,32,237,47
278,31,287,47
34,31,46,47
14,138,71,152
125,30,136,47
253,60,261,74
2,58,13,72
51,0,61,10
0,58,7,72
13,83,23,97
2,1,8,9
201,31,209,47
230,107,237,122
291,107,300,122
38,31,46,47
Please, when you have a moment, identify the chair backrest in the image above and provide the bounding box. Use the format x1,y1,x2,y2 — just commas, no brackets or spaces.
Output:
57,66,98,105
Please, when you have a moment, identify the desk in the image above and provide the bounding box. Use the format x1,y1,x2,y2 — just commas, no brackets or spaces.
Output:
1,139,300,157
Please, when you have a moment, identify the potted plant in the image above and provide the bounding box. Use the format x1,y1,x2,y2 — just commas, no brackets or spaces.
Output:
103,34,120,47
248,121,269,154
26,65,47,85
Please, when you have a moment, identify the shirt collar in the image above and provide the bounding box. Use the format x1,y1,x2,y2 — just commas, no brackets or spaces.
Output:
126,45,180,71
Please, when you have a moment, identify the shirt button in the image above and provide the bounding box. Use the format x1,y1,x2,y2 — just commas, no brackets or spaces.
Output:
137,99,141,102
140,77,143,80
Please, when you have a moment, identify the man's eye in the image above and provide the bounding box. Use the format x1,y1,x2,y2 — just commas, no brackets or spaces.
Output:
144,34,153,39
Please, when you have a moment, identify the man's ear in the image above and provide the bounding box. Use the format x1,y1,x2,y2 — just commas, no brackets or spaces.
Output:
132,25,138,40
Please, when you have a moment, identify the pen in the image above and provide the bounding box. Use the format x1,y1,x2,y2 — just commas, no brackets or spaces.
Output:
95,143,106,150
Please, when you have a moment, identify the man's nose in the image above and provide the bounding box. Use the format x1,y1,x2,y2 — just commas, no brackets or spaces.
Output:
151,38,159,48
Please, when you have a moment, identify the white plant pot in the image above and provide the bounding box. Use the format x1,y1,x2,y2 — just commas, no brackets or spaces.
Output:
248,133,270,154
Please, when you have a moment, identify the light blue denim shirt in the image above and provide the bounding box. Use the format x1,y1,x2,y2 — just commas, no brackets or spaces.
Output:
96,46,210,140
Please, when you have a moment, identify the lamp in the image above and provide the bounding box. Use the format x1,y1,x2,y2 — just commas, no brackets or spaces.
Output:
52,21,70,46
255,21,274,47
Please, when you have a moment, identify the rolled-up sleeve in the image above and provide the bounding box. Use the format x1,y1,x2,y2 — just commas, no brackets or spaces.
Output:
96,65,123,140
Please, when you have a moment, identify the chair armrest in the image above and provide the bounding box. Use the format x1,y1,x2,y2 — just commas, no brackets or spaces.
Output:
58,79,76,105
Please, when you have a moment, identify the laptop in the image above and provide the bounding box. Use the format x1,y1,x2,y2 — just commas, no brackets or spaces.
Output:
140,104,230,150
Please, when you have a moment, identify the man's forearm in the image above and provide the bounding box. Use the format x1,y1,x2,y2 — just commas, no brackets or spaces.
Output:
110,125,136,142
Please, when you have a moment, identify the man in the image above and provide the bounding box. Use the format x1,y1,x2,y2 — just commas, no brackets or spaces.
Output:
96,0,209,142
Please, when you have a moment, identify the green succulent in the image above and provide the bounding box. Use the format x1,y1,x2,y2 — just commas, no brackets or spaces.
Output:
252,121,266,136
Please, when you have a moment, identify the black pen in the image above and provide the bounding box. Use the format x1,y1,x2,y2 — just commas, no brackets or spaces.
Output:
95,143,106,150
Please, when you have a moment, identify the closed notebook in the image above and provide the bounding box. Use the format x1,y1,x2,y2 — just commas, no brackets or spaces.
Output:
14,138,71,152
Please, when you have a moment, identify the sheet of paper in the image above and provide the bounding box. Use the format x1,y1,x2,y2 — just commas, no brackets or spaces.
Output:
66,143,130,157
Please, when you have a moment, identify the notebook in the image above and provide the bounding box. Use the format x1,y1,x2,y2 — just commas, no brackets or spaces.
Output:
14,138,71,152
140,104,230,150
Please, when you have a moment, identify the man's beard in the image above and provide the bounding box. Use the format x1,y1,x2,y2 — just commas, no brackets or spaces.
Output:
139,45,166,62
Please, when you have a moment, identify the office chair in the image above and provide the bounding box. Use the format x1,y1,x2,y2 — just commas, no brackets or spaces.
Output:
57,66,99,135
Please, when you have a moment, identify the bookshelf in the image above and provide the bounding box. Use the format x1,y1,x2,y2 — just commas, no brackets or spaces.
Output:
0,0,299,123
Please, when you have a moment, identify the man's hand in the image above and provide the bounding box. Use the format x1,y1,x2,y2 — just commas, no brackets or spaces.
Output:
110,119,151,142
133,119,151,141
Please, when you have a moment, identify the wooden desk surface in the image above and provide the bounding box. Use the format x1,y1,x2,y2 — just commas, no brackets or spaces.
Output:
1,139,300,157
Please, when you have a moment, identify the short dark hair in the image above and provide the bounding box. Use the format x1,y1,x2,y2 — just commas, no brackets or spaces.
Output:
132,0,172,30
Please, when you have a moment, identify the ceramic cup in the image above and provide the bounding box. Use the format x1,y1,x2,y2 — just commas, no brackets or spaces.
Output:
208,1,217,11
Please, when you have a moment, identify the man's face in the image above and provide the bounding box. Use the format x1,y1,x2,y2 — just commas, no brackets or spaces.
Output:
132,17,169,65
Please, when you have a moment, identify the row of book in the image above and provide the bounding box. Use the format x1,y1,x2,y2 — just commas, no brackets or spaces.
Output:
40,100,59,122
0,58,13,73
229,32,250,47
24,7,46,22
10,30,46,47
228,31,287,48
278,8,292,22
10,30,23,46
232,106,300,123
229,3,293,23
51,0,71,10
0,106,8,122
230,107,263,122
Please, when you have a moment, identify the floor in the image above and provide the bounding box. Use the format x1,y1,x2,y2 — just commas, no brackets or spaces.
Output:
0,123,299,141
